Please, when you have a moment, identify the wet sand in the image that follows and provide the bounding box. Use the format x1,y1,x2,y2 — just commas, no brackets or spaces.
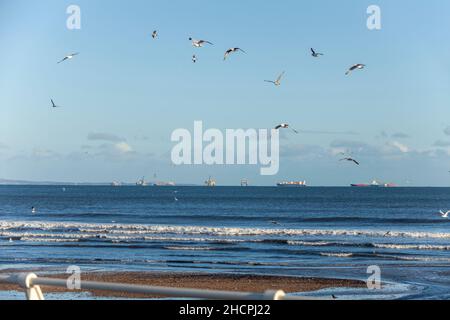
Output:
0,271,365,299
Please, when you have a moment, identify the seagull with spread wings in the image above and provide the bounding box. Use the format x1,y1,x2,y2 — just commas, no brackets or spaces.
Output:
224,48,246,60
311,48,324,57
345,64,366,75
51,99,62,108
189,38,213,47
340,157,360,165
274,123,299,134
57,53,79,64
265,71,285,86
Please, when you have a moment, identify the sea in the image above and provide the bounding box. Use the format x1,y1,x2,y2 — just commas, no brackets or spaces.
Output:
1,185,449,300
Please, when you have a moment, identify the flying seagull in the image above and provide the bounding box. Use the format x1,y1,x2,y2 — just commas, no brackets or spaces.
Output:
224,48,246,61
152,30,158,39
192,54,197,63
189,38,213,47
311,48,324,58
340,157,360,165
274,123,299,134
345,64,366,75
440,210,450,218
51,99,62,108
57,53,79,64
265,71,285,86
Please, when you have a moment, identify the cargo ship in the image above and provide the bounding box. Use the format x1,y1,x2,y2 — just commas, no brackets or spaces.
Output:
277,181,307,187
351,180,396,187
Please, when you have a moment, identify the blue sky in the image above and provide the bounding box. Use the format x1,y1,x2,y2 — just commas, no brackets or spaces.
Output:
1,0,450,186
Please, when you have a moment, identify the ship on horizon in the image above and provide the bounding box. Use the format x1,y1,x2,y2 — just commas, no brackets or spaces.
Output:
136,177,148,187
351,180,396,188
277,181,307,187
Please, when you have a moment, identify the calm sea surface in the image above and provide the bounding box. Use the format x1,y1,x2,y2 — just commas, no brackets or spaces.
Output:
1,186,449,299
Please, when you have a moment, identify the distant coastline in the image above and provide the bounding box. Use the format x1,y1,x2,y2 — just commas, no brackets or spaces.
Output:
0,178,197,187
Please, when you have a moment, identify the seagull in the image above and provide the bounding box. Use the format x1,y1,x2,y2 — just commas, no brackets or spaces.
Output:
274,123,299,134
440,210,450,218
174,197,179,202
265,71,285,87
345,64,366,75
189,38,213,47
152,30,158,39
269,220,280,225
340,157,360,165
311,48,324,58
57,53,79,64
192,54,197,63
51,99,62,108
9,238,13,243
224,48,246,61
31,207,36,214
332,295,338,300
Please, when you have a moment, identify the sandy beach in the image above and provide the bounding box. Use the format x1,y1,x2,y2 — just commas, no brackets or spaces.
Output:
0,271,365,299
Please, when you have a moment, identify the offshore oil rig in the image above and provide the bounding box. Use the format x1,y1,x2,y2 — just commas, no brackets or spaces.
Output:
205,176,216,187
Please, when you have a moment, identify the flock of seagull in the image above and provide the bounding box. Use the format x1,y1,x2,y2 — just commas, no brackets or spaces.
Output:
53,31,367,168
49,29,450,217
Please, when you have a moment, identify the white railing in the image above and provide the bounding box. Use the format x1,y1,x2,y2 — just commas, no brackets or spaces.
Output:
0,273,323,300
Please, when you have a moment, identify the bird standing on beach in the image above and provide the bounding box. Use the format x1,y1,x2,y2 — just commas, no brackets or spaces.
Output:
189,38,213,47
265,71,285,87
57,53,79,64
274,123,299,134
311,48,324,58
440,210,450,218
152,30,158,39
345,64,366,75
224,48,246,60
340,157,360,165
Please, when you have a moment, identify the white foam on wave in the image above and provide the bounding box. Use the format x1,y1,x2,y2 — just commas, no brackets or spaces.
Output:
164,246,215,251
320,252,353,258
2,220,450,240
374,243,450,251
287,241,333,246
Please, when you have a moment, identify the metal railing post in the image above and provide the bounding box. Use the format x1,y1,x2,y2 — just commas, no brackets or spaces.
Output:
262,290,286,300
17,273,45,300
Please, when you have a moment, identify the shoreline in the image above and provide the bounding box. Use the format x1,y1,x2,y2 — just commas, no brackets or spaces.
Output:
0,271,366,299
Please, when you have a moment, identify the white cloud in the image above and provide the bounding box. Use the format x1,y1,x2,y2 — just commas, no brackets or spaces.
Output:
88,132,124,143
32,148,60,159
386,141,409,153
115,142,133,154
